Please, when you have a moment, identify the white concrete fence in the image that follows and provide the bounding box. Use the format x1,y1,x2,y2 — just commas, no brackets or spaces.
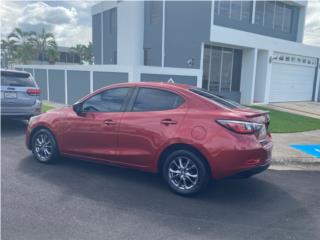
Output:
15,64,202,105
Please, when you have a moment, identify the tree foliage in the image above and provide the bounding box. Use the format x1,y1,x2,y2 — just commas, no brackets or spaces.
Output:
1,27,92,67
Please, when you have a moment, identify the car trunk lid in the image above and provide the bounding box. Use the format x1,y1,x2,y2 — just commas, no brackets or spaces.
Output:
1,71,39,107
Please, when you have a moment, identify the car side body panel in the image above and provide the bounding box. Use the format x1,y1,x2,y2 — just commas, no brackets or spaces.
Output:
26,82,272,180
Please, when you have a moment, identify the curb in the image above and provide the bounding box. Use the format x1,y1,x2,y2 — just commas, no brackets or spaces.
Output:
270,157,320,171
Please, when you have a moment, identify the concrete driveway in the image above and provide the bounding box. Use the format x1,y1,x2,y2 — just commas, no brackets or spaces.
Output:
268,102,320,119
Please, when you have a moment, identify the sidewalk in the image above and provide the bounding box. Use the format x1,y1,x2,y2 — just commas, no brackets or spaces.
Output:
267,102,320,119
271,130,320,171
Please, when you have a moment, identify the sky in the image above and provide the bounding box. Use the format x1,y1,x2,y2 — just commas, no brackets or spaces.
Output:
1,0,320,47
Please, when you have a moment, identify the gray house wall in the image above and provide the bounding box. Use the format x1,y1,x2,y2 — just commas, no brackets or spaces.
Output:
67,70,90,104
144,1,163,66
93,71,128,90
92,13,102,64
48,70,65,104
141,73,197,86
103,8,117,64
34,69,48,100
164,1,211,69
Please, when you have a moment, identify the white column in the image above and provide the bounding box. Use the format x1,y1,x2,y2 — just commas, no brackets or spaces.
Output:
90,70,93,93
254,49,272,104
64,70,68,105
251,0,256,24
198,43,204,88
161,0,166,67
314,60,320,102
240,48,258,105
46,69,50,101
101,13,104,64
263,50,273,104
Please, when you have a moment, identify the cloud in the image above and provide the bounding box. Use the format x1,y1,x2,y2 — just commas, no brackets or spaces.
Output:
303,0,320,47
1,1,319,47
1,1,92,47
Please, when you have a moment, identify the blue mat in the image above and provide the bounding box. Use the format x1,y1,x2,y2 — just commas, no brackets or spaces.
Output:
290,145,320,158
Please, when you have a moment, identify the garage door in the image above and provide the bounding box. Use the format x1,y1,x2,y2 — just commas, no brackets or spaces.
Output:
269,53,317,102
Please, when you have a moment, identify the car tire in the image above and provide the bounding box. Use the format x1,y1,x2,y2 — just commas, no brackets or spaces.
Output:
162,149,210,196
31,128,59,164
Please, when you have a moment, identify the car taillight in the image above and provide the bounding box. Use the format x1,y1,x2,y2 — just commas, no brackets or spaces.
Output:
27,89,41,96
216,120,263,134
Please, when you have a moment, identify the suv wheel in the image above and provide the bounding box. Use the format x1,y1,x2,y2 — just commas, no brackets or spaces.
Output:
31,129,59,163
162,149,209,196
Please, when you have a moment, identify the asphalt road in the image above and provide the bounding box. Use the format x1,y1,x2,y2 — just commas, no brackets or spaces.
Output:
2,118,320,240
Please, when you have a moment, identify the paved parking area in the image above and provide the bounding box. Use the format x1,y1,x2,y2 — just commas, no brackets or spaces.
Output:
2,118,320,240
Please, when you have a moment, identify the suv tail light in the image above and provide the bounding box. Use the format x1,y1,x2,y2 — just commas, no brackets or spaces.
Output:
216,120,263,134
27,88,41,96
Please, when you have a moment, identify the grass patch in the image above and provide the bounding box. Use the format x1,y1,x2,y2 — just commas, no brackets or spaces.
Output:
42,104,55,113
250,105,320,133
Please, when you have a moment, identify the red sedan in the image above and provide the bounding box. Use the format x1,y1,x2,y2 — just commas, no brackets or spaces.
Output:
26,82,272,196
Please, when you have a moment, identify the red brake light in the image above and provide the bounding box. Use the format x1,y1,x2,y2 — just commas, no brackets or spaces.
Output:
216,120,263,134
27,89,41,96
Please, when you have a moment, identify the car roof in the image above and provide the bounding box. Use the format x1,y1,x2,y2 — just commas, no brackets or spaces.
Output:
1,69,30,75
108,81,192,91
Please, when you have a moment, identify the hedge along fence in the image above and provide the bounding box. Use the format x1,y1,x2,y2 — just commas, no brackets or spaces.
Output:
15,64,202,105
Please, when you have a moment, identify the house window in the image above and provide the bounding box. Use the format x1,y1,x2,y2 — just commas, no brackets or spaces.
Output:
254,1,294,34
254,1,265,26
230,1,241,20
109,8,116,34
202,45,241,93
241,0,252,22
150,1,162,25
215,0,253,22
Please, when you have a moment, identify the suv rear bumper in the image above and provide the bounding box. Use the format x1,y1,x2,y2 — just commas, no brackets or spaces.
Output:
1,101,42,118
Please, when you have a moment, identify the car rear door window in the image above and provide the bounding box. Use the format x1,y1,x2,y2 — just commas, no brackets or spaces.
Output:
83,87,130,112
190,88,245,109
1,71,35,87
132,88,184,112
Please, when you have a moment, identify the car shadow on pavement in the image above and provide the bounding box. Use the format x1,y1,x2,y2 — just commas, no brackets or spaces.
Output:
17,154,318,238
1,117,28,137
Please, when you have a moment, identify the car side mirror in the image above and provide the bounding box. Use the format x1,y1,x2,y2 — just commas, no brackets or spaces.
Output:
73,102,85,116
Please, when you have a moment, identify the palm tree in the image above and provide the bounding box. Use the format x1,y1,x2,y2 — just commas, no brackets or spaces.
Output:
70,44,84,64
70,43,93,64
8,28,36,64
35,28,57,63
47,46,59,64
1,37,17,67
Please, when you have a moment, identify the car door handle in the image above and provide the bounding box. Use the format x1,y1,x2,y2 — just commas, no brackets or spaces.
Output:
104,119,117,125
161,119,177,126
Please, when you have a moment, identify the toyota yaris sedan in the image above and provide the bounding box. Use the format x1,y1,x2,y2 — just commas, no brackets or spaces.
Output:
26,82,272,196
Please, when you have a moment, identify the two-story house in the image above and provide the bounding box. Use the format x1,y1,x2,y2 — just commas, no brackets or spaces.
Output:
91,0,320,104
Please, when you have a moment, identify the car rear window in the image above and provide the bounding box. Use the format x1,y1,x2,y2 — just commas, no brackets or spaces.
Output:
190,88,245,109
1,71,35,87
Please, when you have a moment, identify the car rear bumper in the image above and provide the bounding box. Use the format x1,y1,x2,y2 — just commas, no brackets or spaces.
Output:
206,137,273,180
1,101,42,117
229,162,270,179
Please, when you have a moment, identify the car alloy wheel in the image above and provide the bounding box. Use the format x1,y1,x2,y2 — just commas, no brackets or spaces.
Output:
168,156,199,190
34,133,53,162
163,149,209,196
32,129,58,163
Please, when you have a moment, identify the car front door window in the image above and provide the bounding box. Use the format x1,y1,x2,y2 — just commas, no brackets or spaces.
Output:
82,87,130,112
